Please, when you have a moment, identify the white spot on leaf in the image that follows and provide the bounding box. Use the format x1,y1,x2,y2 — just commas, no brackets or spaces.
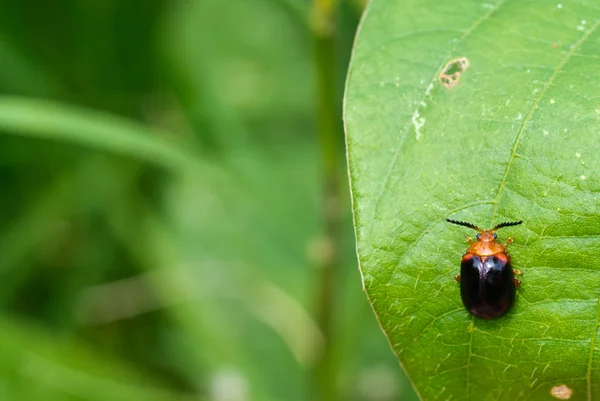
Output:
425,82,434,96
550,384,572,399
412,110,425,140
411,81,435,140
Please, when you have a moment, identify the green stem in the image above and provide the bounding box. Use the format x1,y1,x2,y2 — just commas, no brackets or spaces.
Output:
311,1,342,400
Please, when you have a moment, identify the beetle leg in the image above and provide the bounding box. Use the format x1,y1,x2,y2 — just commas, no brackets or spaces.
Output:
454,274,461,283
503,237,513,251
513,269,522,276
465,235,473,243
513,278,521,288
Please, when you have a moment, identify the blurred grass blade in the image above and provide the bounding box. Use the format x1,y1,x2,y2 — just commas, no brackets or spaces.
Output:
0,157,140,301
0,167,74,292
0,96,202,174
76,264,324,369
0,39,62,96
23,354,203,401
122,211,276,400
0,316,203,401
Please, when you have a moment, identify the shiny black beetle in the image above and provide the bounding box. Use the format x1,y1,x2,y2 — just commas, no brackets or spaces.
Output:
445,219,523,319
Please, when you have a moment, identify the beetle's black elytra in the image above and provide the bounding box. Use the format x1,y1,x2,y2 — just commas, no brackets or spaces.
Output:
446,219,523,319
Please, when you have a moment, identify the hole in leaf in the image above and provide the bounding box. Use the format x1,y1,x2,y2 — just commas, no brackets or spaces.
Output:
439,57,470,89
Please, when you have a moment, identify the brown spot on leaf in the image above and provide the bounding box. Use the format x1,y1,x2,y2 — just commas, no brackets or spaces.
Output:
550,384,572,400
439,57,470,89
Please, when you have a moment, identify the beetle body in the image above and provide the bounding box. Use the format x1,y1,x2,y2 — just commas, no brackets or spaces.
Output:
446,219,523,319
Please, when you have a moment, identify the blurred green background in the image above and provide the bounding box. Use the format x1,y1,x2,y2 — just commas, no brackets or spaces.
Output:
0,1,418,400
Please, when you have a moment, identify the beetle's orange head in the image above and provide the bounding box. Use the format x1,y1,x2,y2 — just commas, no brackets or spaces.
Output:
446,219,523,256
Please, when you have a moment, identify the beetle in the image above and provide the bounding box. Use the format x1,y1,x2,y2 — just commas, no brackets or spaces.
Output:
445,218,523,319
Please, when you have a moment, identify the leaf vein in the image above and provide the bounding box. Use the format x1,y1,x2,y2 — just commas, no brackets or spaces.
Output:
490,19,600,225
387,200,494,278
367,0,509,240
587,295,600,401
466,316,475,400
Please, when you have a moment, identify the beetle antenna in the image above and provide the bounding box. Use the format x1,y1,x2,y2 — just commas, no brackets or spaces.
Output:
493,220,523,230
445,219,481,231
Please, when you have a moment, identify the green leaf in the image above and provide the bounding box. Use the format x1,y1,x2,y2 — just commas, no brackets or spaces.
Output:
344,0,600,400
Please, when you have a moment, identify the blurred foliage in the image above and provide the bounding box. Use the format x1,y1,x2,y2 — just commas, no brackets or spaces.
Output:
0,0,418,400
